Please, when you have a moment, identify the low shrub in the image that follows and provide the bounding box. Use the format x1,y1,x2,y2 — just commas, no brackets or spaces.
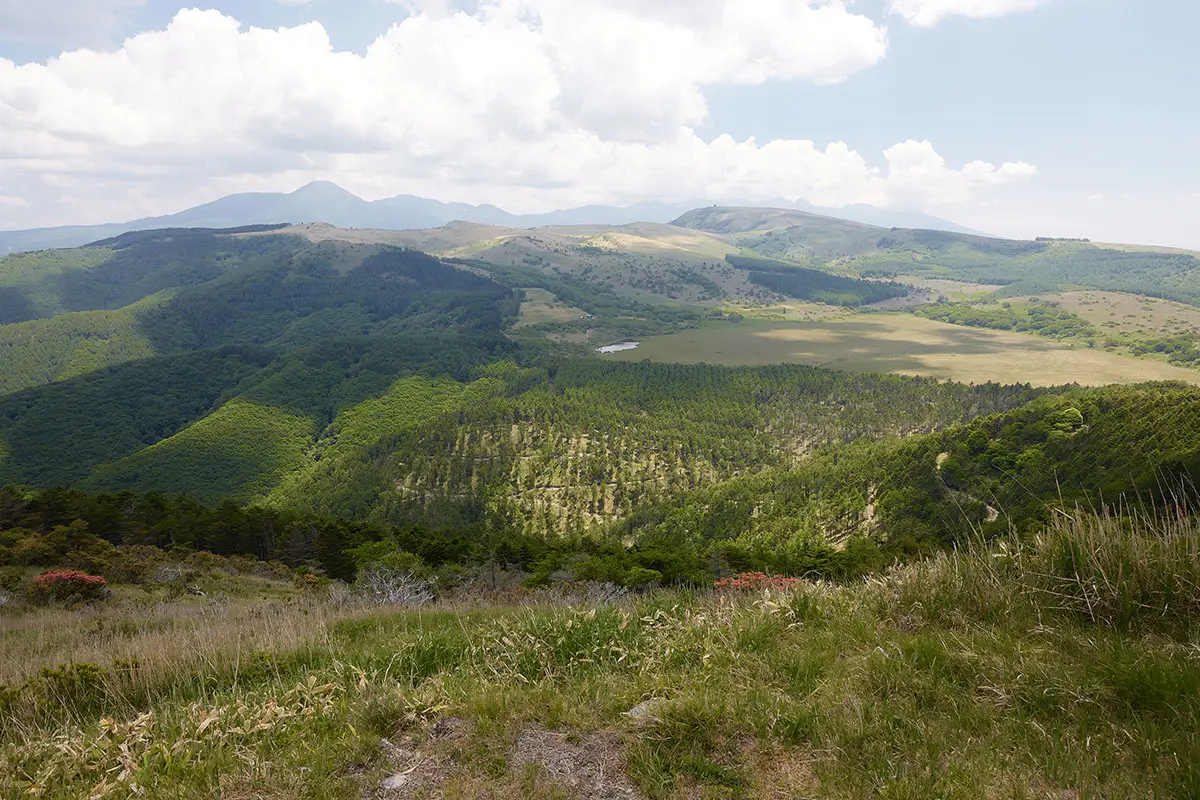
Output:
0,567,21,593
26,662,110,717
26,570,110,606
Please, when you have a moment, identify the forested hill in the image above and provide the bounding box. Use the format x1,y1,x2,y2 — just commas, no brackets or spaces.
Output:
582,381,1200,582
261,360,1047,533
3,382,1199,587
0,354,1042,521
0,229,519,394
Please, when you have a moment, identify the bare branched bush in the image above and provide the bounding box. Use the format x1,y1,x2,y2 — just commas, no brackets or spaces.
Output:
150,564,185,584
356,567,434,608
570,581,629,605
0,590,9,609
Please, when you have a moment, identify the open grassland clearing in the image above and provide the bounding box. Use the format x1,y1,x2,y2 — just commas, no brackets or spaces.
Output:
1091,241,1200,256
515,288,588,327
2,508,1198,798
894,275,1007,300
724,300,853,322
607,314,1200,386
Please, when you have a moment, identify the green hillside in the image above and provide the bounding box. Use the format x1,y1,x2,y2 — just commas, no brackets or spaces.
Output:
0,332,516,491
0,229,520,383
84,400,317,503
726,254,908,306
135,241,518,353
264,374,477,517
0,292,170,394
0,247,114,323
0,228,290,324
270,360,1047,536
616,382,1200,580
0,347,275,487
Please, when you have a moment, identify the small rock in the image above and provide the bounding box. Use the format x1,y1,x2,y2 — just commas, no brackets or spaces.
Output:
381,773,410,791
625,698,667,724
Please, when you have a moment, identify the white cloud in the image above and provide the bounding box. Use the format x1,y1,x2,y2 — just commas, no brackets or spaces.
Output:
0,7,1036,227
0,0,147,46
1087,193,1106,202
889,0,1049,26
881,140,1037,206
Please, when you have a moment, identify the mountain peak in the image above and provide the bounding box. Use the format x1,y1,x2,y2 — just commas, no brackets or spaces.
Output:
290,181,363,202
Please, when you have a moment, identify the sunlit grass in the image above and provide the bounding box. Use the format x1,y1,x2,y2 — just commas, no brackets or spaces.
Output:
3,507,1199,798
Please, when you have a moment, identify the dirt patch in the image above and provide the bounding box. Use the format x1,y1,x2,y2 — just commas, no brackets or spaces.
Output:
373,720,643,799
512,727,644,799
742,741,825,799
374,717,472,799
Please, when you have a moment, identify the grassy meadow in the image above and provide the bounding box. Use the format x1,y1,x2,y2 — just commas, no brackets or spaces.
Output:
607,315,1200,386
894,275,1006,300
2,508,1198,798
515,288,588,327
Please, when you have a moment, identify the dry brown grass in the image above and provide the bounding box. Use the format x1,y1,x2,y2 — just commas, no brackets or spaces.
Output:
607,316,1200,386
0,593,368,691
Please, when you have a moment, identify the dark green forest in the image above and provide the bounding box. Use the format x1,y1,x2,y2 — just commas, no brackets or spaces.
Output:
917,300,1099,340
884,241,1200,304
726,255,909,306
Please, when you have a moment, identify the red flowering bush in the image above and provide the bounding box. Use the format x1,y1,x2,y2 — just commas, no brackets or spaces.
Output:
714,571,801,593
27,570,110,606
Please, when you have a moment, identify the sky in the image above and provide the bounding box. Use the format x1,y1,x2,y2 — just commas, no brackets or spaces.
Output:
0,0,1198,247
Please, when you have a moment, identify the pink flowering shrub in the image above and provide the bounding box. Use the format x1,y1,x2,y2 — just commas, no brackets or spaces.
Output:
714,571,801,593
27,570,110,606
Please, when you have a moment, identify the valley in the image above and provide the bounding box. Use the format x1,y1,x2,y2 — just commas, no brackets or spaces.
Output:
603,314,1200,385
3,206,1200,799
5,5,1198,795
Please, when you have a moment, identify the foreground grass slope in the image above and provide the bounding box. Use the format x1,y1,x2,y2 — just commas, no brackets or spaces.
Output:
2,507,1197,798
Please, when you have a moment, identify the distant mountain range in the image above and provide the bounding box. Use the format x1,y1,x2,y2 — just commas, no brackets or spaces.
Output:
0,182,986,254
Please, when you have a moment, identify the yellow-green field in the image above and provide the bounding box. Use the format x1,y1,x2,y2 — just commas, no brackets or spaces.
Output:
896,275,1006,300
728,300,854,322
606,315,1200,386
514,288,587,327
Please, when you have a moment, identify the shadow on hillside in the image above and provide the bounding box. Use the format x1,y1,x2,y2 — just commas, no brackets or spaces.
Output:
749,318,1073,379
